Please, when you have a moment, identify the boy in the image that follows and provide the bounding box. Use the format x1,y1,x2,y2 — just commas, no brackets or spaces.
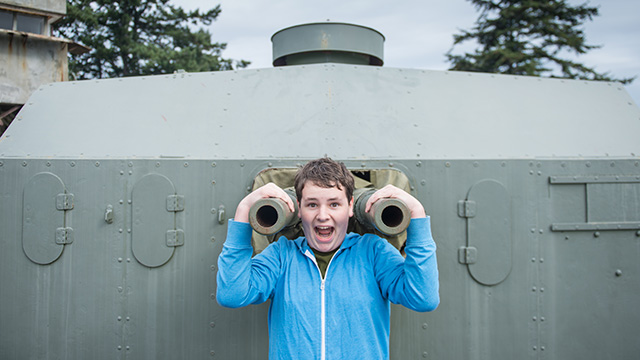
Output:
217,158,439,359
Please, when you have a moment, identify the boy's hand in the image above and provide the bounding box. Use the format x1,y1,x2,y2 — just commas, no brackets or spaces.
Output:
365,184,426,219
234,183,295,223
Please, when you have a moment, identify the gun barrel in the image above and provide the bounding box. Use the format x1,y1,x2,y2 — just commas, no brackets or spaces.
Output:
248,189,298,235
354,189,411,236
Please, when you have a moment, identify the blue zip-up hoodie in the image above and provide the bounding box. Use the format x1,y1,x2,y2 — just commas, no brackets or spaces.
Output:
217,217,439,360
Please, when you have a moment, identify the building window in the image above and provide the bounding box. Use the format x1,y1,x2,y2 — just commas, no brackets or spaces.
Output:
0,10,13,30
16,13,44,34
0,10,47,35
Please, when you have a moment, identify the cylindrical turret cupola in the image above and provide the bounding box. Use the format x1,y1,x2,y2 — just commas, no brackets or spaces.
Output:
271,22,385,67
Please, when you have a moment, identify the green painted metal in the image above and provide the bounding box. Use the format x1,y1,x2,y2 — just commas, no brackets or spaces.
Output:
0,21,639,360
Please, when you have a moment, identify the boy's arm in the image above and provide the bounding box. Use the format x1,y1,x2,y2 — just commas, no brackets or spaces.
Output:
216,183,290,308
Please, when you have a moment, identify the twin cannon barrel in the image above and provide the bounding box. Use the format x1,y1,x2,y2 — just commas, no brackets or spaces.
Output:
248,188,411,237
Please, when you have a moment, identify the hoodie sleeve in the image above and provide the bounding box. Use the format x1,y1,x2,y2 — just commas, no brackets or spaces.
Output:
374,216,440,312
216,219,282,308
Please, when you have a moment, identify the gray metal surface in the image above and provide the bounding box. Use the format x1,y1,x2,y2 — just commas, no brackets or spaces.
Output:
1,65,638,159
1,23,640,360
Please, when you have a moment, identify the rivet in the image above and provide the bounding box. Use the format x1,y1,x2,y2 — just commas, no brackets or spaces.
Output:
422,323,428,329
117,316,122,321
184,162,189,167
530,228,536,233
211,293,216,300
127,229,131,233
117,286,123,293
361,163,366,168
532,287,537,292
126,346,130,351
22,161,27,167
501,162,506,167
240,163,245,167
211,208,216,214
119,199,124,204
421,180,426,185
540,288,544,292
119,229,123,233
128,199,132,204
120,170,124,175
445,162,451,167
594,231,600,238
211,162,216,167
636,230,640,237
127,258,131,262
529,170,534,175
0,161,3,166
540,317,545,322
531,257,536,262
473,161,479,167
422,351,428,358
539,258,544,263
95,161,100,167
211,237,216,242
541,346,545,351
211,265,216,271
118,346,122,350
539,229,544,234
585,162,591,167
126,316,130,321
128,162,133,167
156,162,161,167
537,171,542,176
615,269,622,277
416,161,422,167
533,346,537,351
128,170,132,175
389,163,394,167
532,316,537,321
210,350,215,356
211,180,216,185
46,161,51,167
210,322,215,328
118,257,123,262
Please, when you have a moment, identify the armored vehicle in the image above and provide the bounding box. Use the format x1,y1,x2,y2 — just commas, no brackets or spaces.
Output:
1,22,639,359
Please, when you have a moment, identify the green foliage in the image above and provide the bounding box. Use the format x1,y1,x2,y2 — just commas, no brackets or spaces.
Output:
54,0,249,79
447,0,634,84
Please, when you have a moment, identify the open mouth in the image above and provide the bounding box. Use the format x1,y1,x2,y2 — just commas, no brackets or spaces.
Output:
315,226,335,241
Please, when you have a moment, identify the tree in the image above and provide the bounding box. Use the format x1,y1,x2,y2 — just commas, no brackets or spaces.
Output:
54,0,249,79
446,0,634,84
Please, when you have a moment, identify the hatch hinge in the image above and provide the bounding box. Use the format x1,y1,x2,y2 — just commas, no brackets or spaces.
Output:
458,246,477,264
166,195,185,212
166,229,185,247
56,193,75,210
55,227,74,245
457,200,476,218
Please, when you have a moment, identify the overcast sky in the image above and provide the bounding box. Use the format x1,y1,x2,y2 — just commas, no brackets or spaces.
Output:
173,0,640,105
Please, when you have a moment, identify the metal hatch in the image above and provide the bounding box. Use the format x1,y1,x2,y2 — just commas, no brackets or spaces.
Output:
459,179,512,286
22,172,73,265
131,173,184,268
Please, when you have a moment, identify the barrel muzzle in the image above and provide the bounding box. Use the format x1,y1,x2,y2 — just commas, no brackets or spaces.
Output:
354,188,411,236
249,189,298,235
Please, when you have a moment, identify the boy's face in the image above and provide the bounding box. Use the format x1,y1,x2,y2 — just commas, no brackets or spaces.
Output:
298,181,354,252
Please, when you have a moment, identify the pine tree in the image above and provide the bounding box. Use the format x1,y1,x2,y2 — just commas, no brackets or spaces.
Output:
54,0,249,79
446,0,634,83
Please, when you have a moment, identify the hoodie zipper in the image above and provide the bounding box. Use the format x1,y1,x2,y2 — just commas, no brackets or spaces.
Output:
304,249,338,360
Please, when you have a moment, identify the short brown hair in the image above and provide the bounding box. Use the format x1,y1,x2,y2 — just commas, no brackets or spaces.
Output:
294,158,354,202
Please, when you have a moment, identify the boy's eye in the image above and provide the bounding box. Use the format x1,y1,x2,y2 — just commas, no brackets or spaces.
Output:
330,203,340,208
307,203,317,208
